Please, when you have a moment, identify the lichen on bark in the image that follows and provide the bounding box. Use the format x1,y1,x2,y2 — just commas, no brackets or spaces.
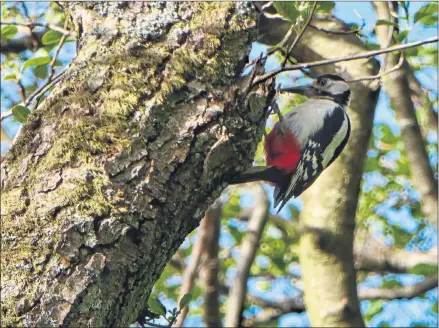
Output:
1,3,274,326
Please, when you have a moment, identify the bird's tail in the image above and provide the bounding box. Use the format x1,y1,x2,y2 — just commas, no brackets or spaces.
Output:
230,166,285,185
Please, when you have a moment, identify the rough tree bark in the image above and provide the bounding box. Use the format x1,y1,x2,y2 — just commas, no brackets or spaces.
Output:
289,18,381,327
1,3,276,326
374,2,438,227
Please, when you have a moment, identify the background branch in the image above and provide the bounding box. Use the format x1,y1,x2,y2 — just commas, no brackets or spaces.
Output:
173,218,208,328
224,183,269,327
374,2,438,226
201,201,222,328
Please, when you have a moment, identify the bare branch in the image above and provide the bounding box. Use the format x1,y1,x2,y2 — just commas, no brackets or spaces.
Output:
201,201,222,328
1,110,13,121
374,2,438,226
252,36,438,86
281,2,317,68
1,21,71,36
358,276,438,300
244,277,437,326
355,235,437,273
172,218,208,328
224,183,269,327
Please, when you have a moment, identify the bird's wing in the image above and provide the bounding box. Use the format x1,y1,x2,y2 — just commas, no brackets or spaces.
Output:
274,107,350,212
274,139,324,211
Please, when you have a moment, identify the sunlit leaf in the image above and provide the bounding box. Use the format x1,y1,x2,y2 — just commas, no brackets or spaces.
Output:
1,25,18,40
148,297,166,317
393,30,409,43
22,56,51,72
316,1,335,13
408,263,438,276
273,2,299,22
414,3,438,26
364,300,383,323
178,293,192,309
3,73,17,81
42,29,63,45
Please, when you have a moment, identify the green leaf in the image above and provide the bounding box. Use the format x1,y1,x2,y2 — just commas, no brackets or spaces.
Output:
393,30,409,43
1,25,18,40
273,2,300,22
12,105,31,123
381,278,400,289
431,301,438,313
364,300,384,323
376,19,399,28
228,225,243,244
365,42,380,50
316,1,335,13
364,156,379,173
4,73,17,81
179,293,192,310
34,65,48,80
22,56,51,72
408,263,438,276
414,3,438,26
378,125,398,145
148,297,166,317
42,30,63,45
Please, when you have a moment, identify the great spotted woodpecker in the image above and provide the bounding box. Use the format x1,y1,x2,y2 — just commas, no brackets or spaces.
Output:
233,74,351,212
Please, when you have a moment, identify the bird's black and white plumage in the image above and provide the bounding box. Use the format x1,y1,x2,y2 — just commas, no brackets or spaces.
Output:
233,74,351,212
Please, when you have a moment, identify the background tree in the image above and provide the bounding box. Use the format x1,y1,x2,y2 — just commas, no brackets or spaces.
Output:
1,2,437,327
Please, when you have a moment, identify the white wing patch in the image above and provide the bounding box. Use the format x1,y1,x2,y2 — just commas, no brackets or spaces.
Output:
322,112,349,168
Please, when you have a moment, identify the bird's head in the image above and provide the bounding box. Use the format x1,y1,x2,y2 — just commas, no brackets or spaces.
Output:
282,74,351,108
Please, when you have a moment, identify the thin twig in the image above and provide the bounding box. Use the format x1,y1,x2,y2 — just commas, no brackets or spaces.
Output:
25,18,69,109
1,21,71,36
347,53,404,83
281,2,317,68
1,110,13,121
29,70,66,108
48,19,68,80
252,36,438,86
0,70,66,123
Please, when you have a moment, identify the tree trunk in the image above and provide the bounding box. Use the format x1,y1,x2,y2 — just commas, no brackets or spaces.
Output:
292,19,380,327
374,2,438,227
1,3,275,326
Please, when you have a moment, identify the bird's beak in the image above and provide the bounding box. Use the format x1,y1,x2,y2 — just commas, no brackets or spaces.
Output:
281,85,320,98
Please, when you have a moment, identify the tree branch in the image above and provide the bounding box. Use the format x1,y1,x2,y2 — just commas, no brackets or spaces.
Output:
253,36,438,86
358,276,438,300
355,237,437,273
201,201,222,328
244,277,438,326
374,2,438,226
172,218,208,328
224,183,269,327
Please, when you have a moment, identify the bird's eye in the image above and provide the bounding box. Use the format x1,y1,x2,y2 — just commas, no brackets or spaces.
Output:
319,79,327,87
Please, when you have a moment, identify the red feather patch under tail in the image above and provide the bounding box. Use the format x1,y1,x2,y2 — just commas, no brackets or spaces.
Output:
264,123,300,174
